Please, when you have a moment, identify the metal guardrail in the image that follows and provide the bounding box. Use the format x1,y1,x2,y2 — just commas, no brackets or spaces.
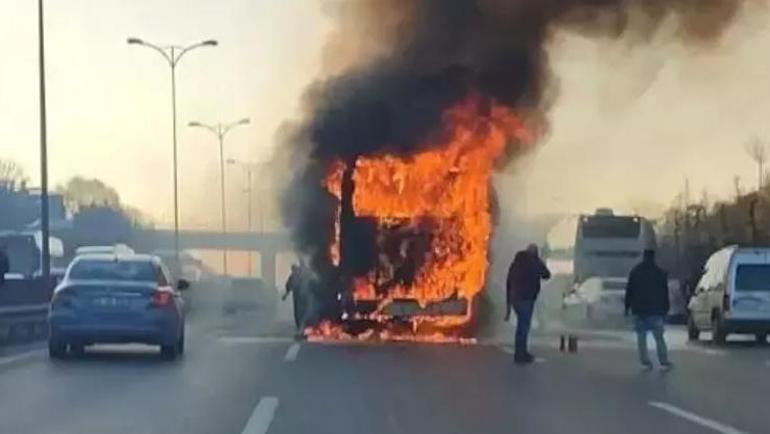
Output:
0,304,49,345
0,303,49,320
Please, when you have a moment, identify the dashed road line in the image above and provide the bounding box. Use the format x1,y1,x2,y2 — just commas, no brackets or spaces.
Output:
284,343,300,362
241,397,279,434
649,401,750,434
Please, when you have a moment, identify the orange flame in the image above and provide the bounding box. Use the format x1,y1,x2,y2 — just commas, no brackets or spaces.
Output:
318,95,532,339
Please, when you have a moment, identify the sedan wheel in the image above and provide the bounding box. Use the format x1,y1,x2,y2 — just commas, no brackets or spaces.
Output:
69,344,85,358
177,332,185,356
48,339,67,359
160,344,178,361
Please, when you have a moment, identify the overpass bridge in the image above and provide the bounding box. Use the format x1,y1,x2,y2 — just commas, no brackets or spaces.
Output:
131,229,294,288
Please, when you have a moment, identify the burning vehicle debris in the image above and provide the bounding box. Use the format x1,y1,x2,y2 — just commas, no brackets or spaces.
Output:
277,0,746,341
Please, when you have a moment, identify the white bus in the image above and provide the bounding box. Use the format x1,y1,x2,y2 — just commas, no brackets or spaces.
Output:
573,209,656,284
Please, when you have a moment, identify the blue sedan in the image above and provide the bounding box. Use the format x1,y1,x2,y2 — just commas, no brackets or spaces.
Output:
48,253,188,360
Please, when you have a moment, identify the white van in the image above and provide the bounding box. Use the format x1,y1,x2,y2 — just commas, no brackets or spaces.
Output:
688,246,770,344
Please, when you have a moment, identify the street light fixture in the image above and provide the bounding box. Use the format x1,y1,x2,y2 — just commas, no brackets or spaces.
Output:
127,36,217,274
189,119,250,276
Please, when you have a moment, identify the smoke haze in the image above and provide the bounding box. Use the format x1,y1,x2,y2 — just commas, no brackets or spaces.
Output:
276,0,751,263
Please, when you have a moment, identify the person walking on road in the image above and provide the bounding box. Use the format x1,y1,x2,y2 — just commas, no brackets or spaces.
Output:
282,262,318,336
506,244,551,364
625,249,673,371
283,264,306,333
0,245,9,286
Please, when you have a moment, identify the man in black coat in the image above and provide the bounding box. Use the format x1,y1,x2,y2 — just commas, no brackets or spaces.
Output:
625,249,672,370
506,244,551,364
283,264,306,332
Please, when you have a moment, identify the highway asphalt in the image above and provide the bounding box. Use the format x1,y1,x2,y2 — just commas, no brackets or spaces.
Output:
0,283,768,434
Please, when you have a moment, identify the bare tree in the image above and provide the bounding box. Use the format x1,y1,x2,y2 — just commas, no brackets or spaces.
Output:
56,176,122,213
0,158,28,191
746,136,768,191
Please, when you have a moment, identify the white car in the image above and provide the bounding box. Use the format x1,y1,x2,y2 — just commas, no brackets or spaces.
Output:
75,244,135,256
688,247,770,345
580,277,628,322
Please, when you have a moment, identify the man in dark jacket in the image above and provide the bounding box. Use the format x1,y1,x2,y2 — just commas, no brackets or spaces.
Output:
506,244,551,364
282,264,306,333
0,245,9,286
625,249,672,370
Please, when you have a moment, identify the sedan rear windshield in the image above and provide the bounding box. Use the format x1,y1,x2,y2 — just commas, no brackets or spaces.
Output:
68,260,156,282
734,265,770,292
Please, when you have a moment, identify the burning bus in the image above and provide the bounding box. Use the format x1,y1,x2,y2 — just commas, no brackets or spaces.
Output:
303,97,533,340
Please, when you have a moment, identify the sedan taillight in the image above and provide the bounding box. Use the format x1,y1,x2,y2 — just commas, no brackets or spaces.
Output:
152,288,174,307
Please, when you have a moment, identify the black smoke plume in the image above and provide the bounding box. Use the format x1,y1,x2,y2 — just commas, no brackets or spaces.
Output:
279,0,747,281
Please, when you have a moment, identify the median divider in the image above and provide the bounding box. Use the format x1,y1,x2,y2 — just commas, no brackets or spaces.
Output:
0,304,49,346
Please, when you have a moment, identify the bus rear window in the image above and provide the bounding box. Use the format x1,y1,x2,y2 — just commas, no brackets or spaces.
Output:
735,265,770,292
581,217,641,238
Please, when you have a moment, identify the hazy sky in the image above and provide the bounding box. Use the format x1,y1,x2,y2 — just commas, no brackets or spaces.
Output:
0,0,329,227
511,6,770,218
2,1,769,228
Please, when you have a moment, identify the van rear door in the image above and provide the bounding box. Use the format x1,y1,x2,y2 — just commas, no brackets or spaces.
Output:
730,264,770,320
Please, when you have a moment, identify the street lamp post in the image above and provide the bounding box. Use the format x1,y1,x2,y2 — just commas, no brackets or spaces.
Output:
38,0,50,284
189,119,250,276
227,159,262,277
127,36,217,274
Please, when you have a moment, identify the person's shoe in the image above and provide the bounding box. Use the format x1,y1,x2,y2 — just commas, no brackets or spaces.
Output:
641,362,653,372
514,353,535,364
660,362,674,371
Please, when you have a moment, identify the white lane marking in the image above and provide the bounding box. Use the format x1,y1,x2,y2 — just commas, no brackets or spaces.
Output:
284,343,300,362
649,402,750,434
241,396,279,434
0,349,45,368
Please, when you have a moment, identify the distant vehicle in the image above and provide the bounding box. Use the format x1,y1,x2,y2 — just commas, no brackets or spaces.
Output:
688,247,770,345
573,209,656,284
74,244,135,257
575,276,686,325
578,277,628,323
48,253,188,360
0,230,66,280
